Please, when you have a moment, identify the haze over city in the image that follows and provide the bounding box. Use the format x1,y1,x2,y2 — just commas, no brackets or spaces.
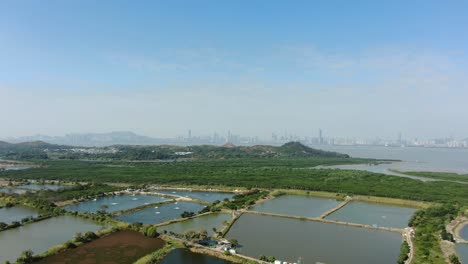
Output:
3,2,468,264
1,1,468,140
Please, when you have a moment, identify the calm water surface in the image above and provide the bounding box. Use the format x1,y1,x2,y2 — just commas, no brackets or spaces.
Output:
457,244,468,264
251,195,341,218
0,206,39,224
159,212,231,236
226,213,402,264
161,248,233,264
5,166,30,171
64,194,169,213
115,202,206,224
0,188,26,194
19,184,66,191
316,145,468,174
314,163,437,182
153,190,234,203
0,215,103,263
460,225,468,240
325,201,416,228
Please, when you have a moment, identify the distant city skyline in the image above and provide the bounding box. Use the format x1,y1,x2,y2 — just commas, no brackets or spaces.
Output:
2,130,467,148
1,1,468,139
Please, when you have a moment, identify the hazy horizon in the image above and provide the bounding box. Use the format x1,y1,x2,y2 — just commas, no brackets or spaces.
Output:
2,1,468,139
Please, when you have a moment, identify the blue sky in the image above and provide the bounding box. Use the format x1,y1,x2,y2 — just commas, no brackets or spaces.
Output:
1,0,468,139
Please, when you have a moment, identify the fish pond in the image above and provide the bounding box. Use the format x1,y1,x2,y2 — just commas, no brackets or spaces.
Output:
160,248,233,264
457,244,468,264
19,184,67,191
159,212,232,236
460,225,468,240
64,194,169,213
325,201,416,228
0,187,27,195
0,215,104,263
153,189,234,203
251,195,341,218
226,213,402,264
0,205,39,224
115,201,206,224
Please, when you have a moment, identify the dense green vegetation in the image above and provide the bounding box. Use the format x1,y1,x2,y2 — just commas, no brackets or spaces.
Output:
0,141,68,160
224,190,269,210
449,254,461,264
409,204,460,264
0,141,352,161
20,183,122,202
397,241,410,264
395,170,468,183
2,159,468,205
2,142,468,264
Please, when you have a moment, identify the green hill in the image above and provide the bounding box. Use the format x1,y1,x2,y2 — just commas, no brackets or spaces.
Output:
0,141,349,161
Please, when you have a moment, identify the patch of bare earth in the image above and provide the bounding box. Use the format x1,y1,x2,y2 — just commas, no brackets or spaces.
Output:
38,230,165,264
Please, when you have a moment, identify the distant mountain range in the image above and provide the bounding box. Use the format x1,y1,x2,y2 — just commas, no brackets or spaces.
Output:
1,132,171,147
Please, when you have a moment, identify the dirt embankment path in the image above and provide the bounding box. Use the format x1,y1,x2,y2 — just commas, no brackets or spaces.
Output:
448,216,468,243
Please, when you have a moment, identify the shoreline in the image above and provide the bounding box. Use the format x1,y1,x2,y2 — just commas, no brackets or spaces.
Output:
449,216,468,243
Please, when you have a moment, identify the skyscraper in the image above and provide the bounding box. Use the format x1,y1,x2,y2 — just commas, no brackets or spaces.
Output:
319,129,323,144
